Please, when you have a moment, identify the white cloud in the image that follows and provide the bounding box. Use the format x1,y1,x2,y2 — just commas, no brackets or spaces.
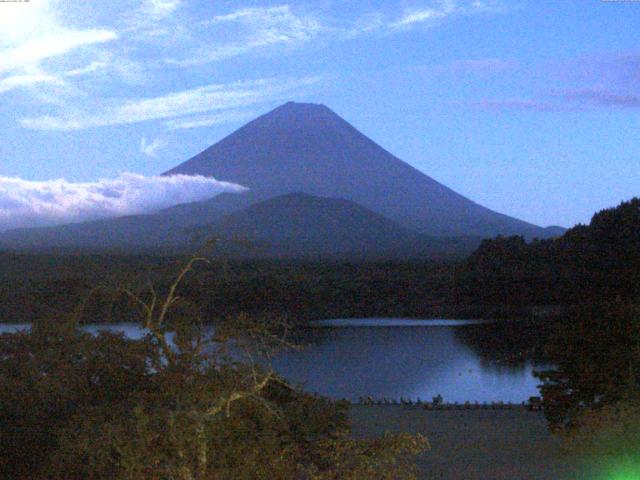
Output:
165,110,256,130
391,6,453,28
0,0,117,99
66,53,145,84
140,136,168,157
165,2,505,66
173,5,323,65
0,73,64,94
344,12,386,38
1,1,507,130
0,173,247,232
64,61,109,77
0,0,57,46
0,29,117,74
143,0,183,19
390,0,503,30
21,76,320,130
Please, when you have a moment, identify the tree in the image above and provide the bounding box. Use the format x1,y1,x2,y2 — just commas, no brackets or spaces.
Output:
535,299,640,434
0,256,428,479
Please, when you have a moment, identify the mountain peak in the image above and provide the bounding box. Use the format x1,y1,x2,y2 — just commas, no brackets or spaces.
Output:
259,101,338,125
164,103,560,239
279,101,329,110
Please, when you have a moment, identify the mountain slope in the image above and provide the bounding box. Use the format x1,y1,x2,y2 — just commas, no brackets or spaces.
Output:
0,211,193,252
203,193,480,259
0,193,480,258
165,101,559,239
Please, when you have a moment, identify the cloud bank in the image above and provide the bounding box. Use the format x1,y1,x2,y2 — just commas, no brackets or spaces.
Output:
0,173,246,232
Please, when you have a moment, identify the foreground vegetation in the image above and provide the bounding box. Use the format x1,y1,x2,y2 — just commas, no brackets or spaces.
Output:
0,258,427,479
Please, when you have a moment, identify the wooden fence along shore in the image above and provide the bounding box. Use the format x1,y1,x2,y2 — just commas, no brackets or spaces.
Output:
350,396,544,411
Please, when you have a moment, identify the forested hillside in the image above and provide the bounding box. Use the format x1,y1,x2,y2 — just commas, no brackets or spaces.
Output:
455,198,640,310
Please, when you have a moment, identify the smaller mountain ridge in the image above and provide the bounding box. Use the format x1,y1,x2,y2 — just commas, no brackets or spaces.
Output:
202,192,481,259
208,192,420,258
0,193,481,259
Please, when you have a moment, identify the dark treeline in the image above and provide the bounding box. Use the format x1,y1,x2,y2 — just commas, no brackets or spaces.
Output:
4,199,638,330
0,254,460,324
0,254,178,324
194,260,457,323
460,203,640,472
454,319,554,367
2,198,637,330
454,197,640,312
536,299,640,433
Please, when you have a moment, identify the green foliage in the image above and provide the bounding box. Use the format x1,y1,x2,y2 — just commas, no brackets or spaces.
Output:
0,258,427,479
304,432,428,480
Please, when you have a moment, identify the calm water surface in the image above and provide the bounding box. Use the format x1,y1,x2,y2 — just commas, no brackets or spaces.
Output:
0,319,546,403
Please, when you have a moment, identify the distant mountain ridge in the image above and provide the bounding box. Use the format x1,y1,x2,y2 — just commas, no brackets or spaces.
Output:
0,193,481,258
0,101,564,257
165,101,562,239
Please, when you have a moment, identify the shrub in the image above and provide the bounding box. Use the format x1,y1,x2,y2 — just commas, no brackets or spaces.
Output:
0,257,427,479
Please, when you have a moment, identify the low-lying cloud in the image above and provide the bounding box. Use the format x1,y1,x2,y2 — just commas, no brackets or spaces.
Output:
0,173,247,232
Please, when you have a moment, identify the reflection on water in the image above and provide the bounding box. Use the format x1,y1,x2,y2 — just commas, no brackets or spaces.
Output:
0,324,30,334
275,322,547,403
0,319,547,403
313,318,489,327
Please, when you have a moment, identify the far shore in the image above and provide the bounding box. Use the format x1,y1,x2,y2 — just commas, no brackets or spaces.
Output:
348,405,588,480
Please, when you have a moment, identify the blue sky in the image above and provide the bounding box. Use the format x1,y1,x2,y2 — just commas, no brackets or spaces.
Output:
0,0,638,229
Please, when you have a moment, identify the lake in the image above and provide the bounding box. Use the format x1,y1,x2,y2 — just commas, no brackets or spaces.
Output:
0,319,547,403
